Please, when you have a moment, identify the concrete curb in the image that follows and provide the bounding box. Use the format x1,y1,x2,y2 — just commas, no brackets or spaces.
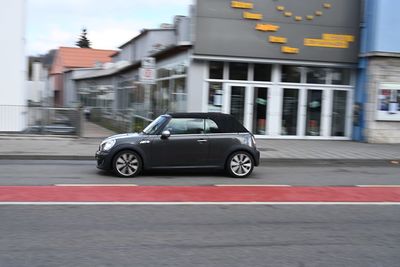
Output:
0,155,399,167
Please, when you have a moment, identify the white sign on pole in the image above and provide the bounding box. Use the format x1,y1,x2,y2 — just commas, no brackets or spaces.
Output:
139,67,156,84
140,57,156,84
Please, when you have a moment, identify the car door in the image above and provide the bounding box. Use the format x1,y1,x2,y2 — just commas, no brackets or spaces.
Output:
150,118,209,167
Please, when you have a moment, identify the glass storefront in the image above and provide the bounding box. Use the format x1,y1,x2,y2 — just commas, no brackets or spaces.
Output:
205,62,354,139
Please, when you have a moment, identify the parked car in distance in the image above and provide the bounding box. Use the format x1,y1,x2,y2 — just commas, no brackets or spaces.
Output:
95,113,260,178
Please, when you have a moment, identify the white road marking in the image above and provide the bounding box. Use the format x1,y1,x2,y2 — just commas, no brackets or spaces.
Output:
1,202,400,205
356,185,400,187
54,184,138,186
214,184,291,187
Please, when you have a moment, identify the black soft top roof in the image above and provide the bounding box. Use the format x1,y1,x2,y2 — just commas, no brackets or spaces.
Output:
166,112,249,133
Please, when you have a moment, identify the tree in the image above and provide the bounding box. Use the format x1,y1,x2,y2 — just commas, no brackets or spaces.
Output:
76,28,91,48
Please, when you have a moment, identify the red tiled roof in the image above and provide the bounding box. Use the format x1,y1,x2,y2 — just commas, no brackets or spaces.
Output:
50,47,117,75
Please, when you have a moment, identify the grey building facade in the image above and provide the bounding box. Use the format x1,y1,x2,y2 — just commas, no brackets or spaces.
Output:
72,0,362,140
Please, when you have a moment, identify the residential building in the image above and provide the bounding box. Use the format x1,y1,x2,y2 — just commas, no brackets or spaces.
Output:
49,47,116,107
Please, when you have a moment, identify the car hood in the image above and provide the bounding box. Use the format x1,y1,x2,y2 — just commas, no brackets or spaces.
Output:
104,132,143,141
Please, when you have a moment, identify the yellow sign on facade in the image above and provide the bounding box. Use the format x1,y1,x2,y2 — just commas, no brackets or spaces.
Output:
243,11,263,20
255,24,280,32
304,38,349,48
281,46,299,54
231,1,254,9
269,36,287,44
276,6,285,11
315,11,323,16
323,34,355,42
284,12,292,17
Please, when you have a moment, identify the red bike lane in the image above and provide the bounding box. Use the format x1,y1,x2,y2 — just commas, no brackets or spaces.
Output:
1,186,400,203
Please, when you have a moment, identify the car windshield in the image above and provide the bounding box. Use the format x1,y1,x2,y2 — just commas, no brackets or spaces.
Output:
142,116,168,135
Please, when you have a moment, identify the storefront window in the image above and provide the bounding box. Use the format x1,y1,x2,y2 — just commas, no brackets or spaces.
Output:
281,66,301,83
173,63,187,76
306,67,327,84
209,61,224,79
332,68,351,85
170,78,187,112
157,67,170,78
208,82,223,112
254,64,272,82
229,62,248,80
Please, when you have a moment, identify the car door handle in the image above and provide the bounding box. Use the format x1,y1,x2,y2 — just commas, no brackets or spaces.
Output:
197,139,207,143
140,140,150,144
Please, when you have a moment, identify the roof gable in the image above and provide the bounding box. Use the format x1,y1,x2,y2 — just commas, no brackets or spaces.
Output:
50,47,117,75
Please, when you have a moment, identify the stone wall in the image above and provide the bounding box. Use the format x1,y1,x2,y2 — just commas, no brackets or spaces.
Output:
365,57,400,143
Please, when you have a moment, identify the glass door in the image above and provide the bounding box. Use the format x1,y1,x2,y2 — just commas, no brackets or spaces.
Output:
281,89,299,135
331,90,348,137
229,85,246,125
305,90,323,136
253,87,268,135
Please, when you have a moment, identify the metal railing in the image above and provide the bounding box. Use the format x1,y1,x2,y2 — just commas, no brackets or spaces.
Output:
0,105,155,136
88,107,153,134
0,105,81,136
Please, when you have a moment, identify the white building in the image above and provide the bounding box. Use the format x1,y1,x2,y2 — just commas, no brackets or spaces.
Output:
0,0,26,131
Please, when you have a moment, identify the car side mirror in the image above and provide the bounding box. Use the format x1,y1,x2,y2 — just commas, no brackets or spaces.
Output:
161,130,171,139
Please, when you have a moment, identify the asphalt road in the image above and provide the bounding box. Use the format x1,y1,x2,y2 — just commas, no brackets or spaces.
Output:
0,160,399,186
0,205,399,267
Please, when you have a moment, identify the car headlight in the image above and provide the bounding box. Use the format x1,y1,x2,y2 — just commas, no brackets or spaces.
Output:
247,135,257,148
100,139,116,151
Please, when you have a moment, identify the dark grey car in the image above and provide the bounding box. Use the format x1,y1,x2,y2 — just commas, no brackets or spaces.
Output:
95,113,260,178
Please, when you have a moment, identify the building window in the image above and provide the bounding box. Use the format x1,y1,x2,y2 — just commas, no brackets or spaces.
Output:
281,66,301,83
209,61,224,79
229,62,248,80
208,82,223,112
306,67,327,84
332,68,351,85
170,78,187,112
254,64,272,82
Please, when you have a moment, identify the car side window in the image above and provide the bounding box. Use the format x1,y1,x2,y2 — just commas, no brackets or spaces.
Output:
205,119,220,133
164,118,205,135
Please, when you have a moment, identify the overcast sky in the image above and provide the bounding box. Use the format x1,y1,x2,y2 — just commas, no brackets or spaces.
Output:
26,0,193,56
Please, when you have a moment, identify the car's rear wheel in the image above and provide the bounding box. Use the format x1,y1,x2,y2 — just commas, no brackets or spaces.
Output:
113,150,142,177
226,151,254,178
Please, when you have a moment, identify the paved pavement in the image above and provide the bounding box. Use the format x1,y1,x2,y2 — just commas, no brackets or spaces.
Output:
0,120,399,163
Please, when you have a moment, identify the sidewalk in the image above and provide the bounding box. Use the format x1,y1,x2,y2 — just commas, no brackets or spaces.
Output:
0,134,399,165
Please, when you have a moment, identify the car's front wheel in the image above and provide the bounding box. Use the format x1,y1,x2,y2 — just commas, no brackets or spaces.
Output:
226,151,254,178
113,150,142,177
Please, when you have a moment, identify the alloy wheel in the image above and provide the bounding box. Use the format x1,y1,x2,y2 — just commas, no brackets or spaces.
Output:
229,153,253,177
114,151,141,177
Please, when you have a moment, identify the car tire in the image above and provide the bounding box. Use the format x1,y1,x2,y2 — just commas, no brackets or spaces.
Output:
226,151,254,178
112,150,142,178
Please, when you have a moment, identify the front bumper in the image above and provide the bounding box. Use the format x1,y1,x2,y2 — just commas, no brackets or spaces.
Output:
254,149,260,166
95,150,113,170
